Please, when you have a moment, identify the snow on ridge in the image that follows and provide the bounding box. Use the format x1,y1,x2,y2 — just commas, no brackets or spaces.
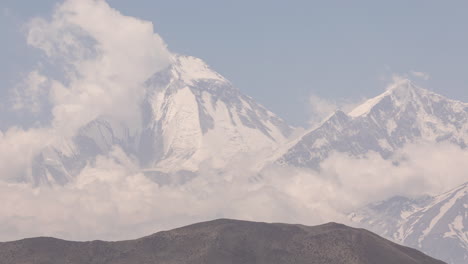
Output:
348,89,391,117
418,184,466,246
349,78,468,118
347,78,417,118
350,182,468,264
171,55,227,85
444,215,468,250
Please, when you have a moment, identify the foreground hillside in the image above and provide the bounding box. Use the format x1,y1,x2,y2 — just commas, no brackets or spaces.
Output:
0,219,445,264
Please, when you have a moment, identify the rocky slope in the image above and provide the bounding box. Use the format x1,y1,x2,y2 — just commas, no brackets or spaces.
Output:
0,219,445,264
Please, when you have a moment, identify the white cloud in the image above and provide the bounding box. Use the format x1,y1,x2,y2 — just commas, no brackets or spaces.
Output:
0,141,466,241
12,71,49,113
0,127,51,182
308,95,338,125
0,0,172,181
308,94,365,126
26,0,172,136
411,71,430,80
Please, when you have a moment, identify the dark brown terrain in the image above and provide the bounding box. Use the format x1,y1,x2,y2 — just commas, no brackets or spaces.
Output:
0,219,445,264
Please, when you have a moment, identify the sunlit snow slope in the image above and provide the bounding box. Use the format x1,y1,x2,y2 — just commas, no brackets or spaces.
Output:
31,55,293,185
350,182,468,264
277,79,468,168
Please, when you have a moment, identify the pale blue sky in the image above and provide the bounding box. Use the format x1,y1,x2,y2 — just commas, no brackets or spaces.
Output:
1,0,468,125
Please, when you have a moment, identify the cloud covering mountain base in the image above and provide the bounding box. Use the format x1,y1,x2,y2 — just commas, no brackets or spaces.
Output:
0,141,466,241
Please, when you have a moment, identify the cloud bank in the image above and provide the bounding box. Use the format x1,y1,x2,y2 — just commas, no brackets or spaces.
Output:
1,0,171,181
12,0,170,135
0,141,466,241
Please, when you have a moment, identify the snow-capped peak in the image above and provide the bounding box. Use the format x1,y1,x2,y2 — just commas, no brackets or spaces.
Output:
31,54,294,183
349,78,430,118
170,55,227,85
277,81,468,168
142,54,293,172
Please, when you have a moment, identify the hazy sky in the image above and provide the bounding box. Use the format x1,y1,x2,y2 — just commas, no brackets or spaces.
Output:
1,0,468,125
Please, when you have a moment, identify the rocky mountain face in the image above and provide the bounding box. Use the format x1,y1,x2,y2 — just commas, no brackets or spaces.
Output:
349,182,467,264
277,79,468,168
31,55,293,185
0,219,445,264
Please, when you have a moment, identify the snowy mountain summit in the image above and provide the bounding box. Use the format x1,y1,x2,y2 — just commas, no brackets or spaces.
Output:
31,55,293,185
141,55,293,172
277,78,468,168
350,182,468,264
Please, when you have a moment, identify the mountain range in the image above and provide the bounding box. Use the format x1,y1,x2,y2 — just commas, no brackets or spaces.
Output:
0,219,445,264
31,56,468,184
15,55,468,264
277,78,468,168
